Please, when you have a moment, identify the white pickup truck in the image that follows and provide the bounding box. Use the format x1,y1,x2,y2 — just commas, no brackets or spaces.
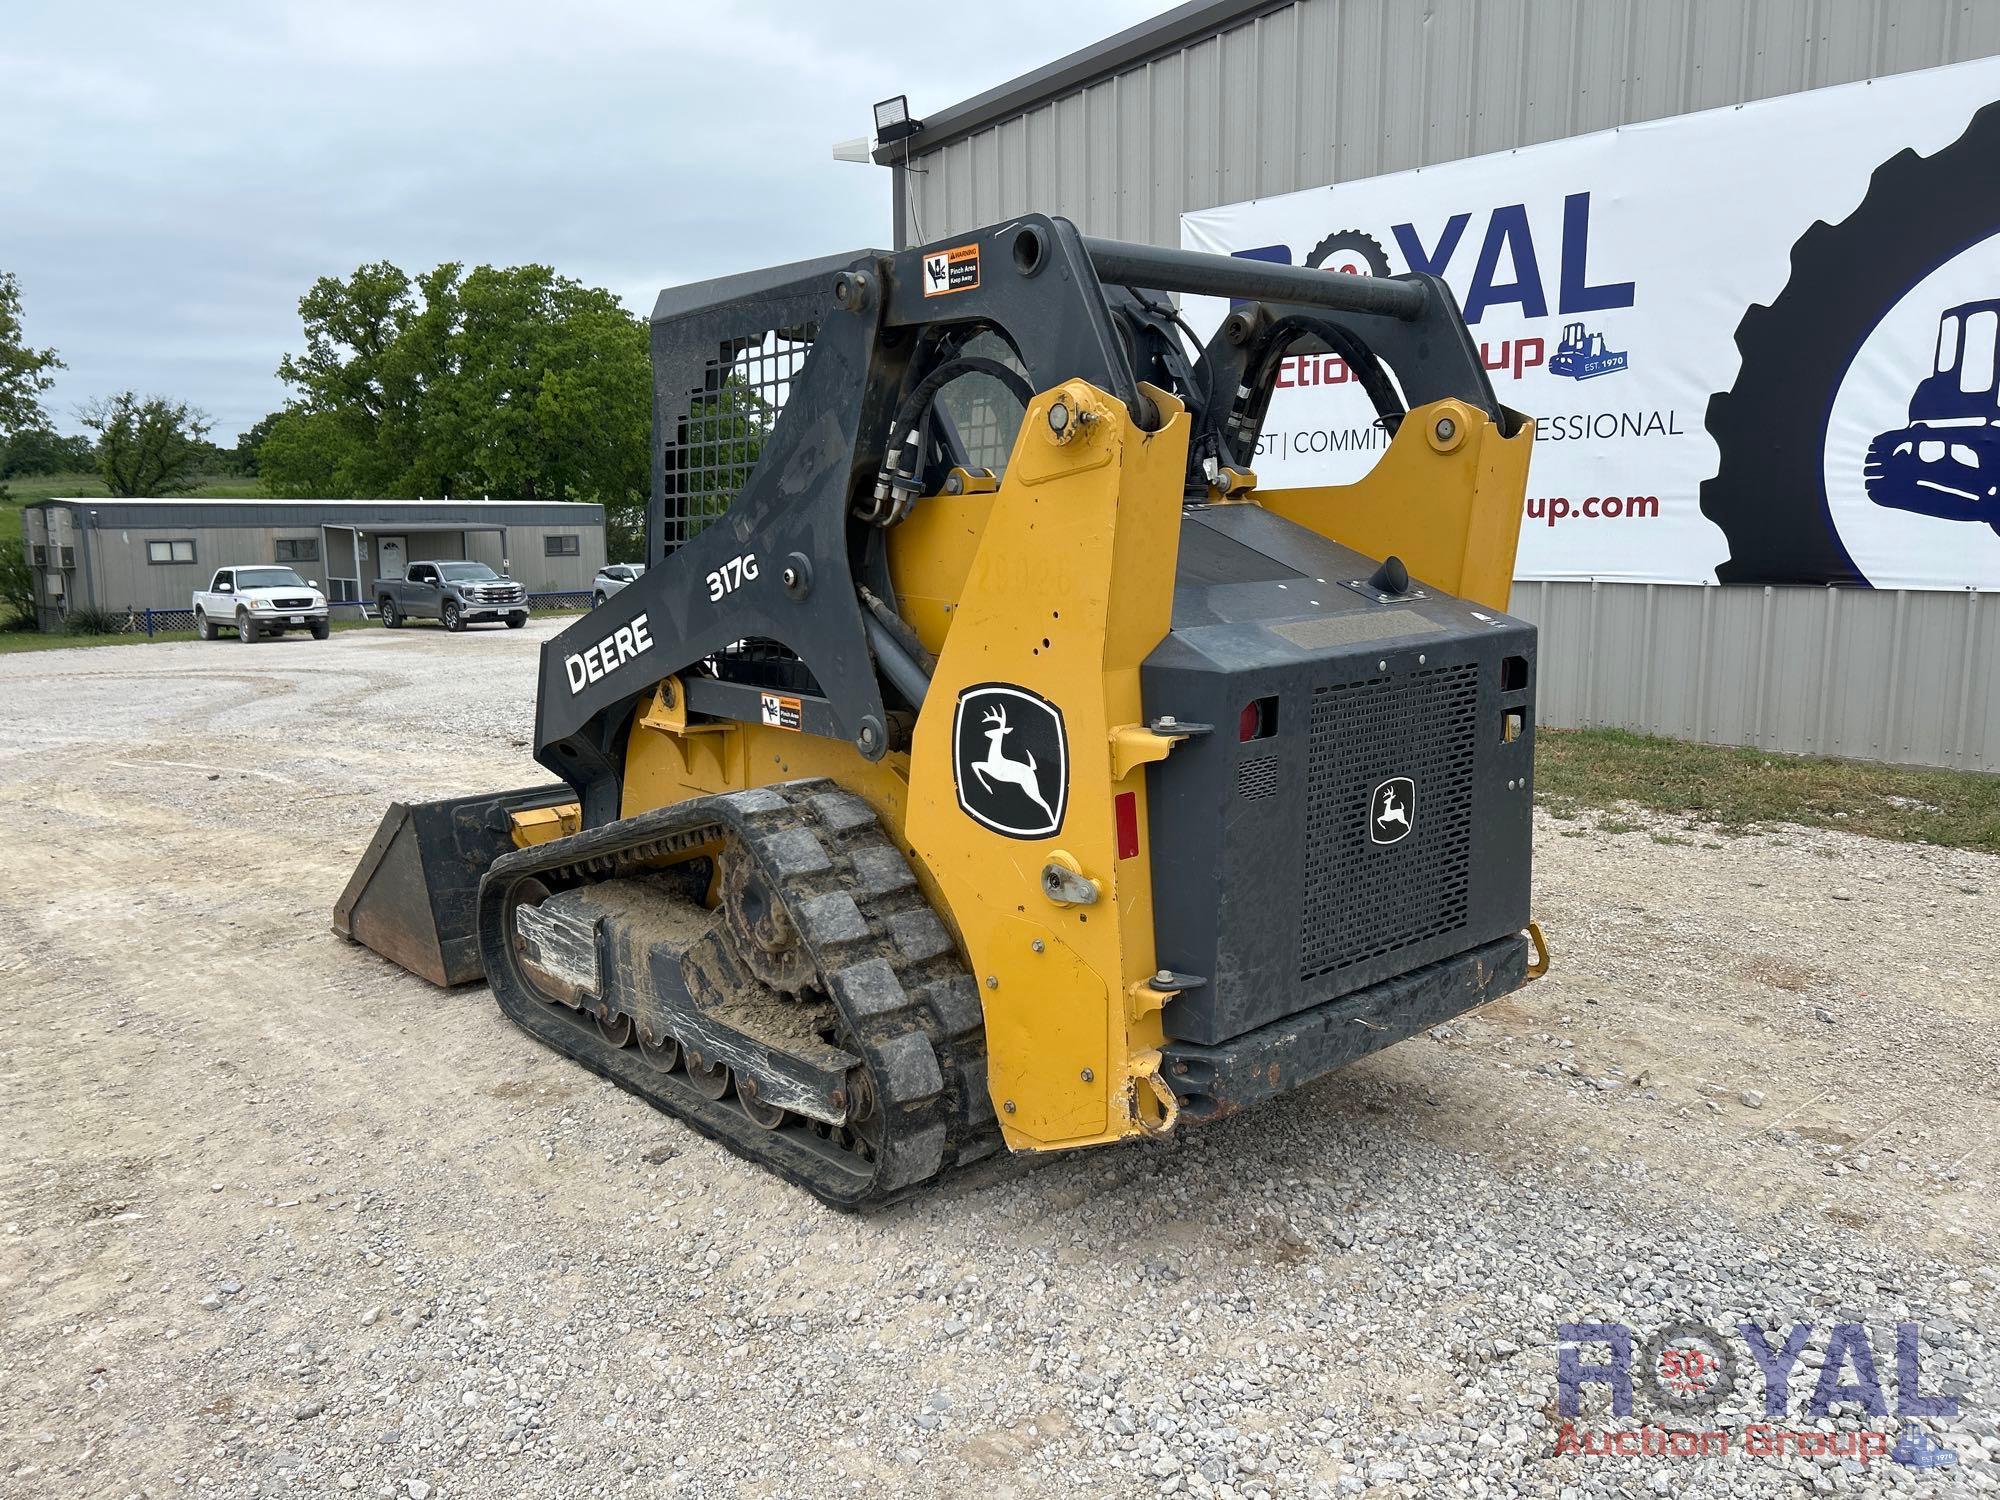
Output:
192,566,331,642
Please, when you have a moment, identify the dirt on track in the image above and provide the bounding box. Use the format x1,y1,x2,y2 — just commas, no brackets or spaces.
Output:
0,622,1994,1499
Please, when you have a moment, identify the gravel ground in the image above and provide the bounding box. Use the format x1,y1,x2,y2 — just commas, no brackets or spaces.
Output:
1,621,1995,1499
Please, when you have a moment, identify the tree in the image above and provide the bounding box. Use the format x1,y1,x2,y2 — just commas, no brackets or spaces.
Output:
256,405,362,497
1,271,64,505
272,262,449,496
231,411,285,477
263,260,650,526
0,535,34,627
79,392,214,496
426,264,649,507
0,271,62,440
0,424,94,477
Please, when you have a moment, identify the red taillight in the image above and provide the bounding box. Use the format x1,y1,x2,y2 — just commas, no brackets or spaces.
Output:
1239,696,1277,741
1115,790,1139,860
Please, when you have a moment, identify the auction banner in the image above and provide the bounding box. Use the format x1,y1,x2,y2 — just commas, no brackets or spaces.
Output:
1180,58,2000,589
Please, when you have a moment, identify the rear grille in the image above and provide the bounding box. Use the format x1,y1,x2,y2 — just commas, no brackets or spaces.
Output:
1299,662,1478,981
1236,756,1279,800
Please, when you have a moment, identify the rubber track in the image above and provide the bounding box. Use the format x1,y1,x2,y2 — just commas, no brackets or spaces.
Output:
476,780,1001,1209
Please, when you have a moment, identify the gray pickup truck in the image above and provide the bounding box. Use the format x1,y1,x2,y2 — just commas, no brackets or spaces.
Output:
375,561,530,632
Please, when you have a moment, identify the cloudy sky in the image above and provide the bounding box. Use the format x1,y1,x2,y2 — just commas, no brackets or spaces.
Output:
1,0,1170,443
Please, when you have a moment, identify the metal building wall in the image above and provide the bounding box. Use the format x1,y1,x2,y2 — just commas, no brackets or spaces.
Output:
1512,582,1999,772
891,0,2000,773
895,0,2000,248
500,525,607,591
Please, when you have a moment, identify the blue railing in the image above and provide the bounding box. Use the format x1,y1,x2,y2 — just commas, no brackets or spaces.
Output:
129,608,196,636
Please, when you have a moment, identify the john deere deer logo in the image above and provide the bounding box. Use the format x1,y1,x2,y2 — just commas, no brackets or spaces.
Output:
952,684,1067,839
972,703,1054,822
1371,776,1416,846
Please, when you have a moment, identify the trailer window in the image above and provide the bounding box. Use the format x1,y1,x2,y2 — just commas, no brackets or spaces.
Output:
275,537,319,563
147,539,196,564
545,534,580,557
1960,310,1997,397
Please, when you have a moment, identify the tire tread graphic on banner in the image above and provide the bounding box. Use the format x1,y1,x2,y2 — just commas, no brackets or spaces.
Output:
1701,98,2000,586
1305,230,1393,279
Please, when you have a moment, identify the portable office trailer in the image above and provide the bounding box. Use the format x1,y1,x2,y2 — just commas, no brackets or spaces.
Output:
19,498,608,629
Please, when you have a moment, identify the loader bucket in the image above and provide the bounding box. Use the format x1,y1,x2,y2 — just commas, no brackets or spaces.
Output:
333,784,577,986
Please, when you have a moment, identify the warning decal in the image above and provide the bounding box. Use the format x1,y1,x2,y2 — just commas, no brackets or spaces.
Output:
759,692,802,731
921,244,981,297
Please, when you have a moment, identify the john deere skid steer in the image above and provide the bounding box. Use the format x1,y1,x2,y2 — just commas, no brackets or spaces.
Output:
334,215,1546,1207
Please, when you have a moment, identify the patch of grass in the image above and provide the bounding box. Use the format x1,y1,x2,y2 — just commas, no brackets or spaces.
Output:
3,472,268,506
59,604,125,636
0,627,202,652
1537,727,2000,855
0,618,379,654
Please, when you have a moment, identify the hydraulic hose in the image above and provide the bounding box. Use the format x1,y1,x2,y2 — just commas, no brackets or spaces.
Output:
867,355,1036,524
1252,314,1404,429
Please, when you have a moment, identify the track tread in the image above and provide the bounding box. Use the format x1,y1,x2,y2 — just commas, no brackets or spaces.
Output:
478,779,1001,1208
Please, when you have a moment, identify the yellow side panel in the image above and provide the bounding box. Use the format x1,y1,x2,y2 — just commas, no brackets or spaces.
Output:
617,385,1196,1154
1258,398,1534,612
890,491,993,659
903,382,1190,1152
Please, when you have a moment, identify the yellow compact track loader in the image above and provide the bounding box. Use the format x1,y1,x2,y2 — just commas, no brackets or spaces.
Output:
335,216,1546,1207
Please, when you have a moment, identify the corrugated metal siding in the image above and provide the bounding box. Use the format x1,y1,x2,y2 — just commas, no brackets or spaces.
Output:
897,0,2000,248
1513,582,2000,772
894,0,2000,773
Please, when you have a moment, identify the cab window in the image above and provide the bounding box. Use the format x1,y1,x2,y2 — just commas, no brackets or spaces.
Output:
212,570,233,592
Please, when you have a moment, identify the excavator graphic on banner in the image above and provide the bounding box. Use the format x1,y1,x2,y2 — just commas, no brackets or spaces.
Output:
1865,299,2000,536
1548,321,1628,380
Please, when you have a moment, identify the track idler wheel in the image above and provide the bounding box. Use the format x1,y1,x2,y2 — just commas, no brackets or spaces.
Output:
592,1005,633,1048
504,877,569,1004
684,1048,730,1100
737,1076,786,1131
636,1025,680,1072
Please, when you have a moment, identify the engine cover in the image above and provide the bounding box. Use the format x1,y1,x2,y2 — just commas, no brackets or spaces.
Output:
1142,504,1536,1047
